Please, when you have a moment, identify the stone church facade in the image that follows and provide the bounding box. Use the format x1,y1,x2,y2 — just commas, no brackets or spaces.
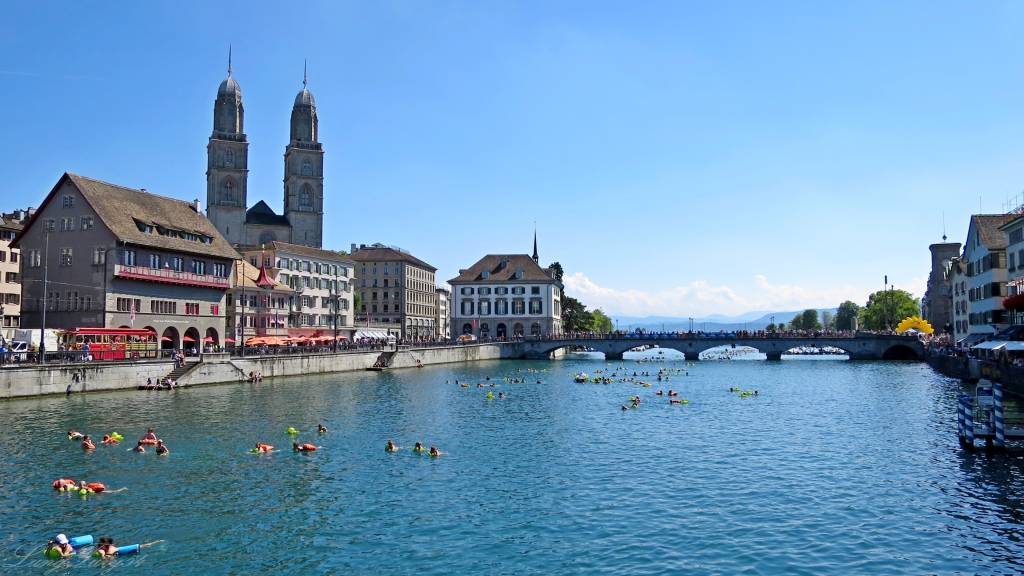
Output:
205,58,325,248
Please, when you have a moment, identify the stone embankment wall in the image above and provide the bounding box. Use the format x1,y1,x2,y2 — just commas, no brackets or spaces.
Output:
0,344,519,399
0,360,174,399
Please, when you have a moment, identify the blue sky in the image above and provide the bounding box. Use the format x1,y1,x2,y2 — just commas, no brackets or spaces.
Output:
3,1,1023,316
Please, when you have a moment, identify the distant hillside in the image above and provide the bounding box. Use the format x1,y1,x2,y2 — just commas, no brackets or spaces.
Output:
611,309,838,332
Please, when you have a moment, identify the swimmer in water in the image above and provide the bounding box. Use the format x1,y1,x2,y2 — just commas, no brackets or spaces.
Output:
81,435,96,450
385,439,398,452
155,440,169,455
142,428,158,442
293,442,318,452
318,424,328,433
67,430,83,440
46,534,75,558
414,442,425,453
254,442,273,453
429,446,441,457
132,441,146,453
93,537,119,559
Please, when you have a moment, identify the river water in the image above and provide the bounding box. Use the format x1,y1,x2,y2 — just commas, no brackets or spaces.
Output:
1,351,1023,575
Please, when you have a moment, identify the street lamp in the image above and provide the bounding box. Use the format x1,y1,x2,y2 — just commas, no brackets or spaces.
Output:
39,228,50,364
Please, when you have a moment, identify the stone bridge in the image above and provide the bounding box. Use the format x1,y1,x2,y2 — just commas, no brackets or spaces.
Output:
509,334,924,361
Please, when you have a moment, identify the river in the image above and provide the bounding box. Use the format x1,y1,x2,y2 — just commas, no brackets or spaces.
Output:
1,350,1022,574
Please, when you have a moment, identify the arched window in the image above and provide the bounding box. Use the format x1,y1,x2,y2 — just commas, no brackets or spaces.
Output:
301,159,313,177
224,149,234,167
299,184,313,209
221,179,235,203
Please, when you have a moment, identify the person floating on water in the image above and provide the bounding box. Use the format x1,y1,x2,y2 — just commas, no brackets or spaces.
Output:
155,440,169,455
67,430,83,440
132,441,146,453
413,442,425,453
45,534,75,558
81,435,96,450
318,424,328,434
293,442,318,452
141,428,158,443
93,537,119,559
385,439,398,452
254,442,274,453
429,446,442,457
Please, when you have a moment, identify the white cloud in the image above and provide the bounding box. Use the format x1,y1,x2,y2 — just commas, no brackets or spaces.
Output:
562,272,925,317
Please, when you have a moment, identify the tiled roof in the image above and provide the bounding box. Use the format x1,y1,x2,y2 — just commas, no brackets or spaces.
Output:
449,254,556,284
18,173,239,260
0,217,23,232
245,201,290,226
239,241,353,264
231,260,291,291
971,214,1016,249
350,246,436,271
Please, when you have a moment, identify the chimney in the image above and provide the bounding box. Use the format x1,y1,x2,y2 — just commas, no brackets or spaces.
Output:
193,198,202,213
350,243,357,254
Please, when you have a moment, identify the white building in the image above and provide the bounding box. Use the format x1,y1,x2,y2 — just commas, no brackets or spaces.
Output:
962,214,1014,340
435,287,450,339
449,254,562,338
1000,215,1024,326
0,210,29,338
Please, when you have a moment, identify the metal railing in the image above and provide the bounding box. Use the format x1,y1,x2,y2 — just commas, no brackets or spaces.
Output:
114,264,231,288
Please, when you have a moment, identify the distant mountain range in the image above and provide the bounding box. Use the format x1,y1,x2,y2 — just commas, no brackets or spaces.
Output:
611,309,838,332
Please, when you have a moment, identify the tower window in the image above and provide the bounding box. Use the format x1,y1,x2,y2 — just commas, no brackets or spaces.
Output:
302,159,312,177
224,149,234,167
222,179,235,204
299,184,313,209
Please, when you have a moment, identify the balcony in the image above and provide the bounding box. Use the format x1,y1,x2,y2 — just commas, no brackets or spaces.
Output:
114,264,230,289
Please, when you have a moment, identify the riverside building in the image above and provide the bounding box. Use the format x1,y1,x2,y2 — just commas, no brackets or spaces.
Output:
238,242,355,340
449,253,562,339
961,214,1014,341
949,257,970,343
0,209,30,338
226,259,293,342
921,241,961,334
351,244,438,339
999,214,1024,326
435,287,450,339
15,173,238,351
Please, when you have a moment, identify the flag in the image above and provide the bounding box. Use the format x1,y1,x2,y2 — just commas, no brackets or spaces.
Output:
129,299,136,327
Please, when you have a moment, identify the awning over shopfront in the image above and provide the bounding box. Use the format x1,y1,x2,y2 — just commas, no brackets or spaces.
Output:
1003,341,1024,351
355,330,391,339
958,334,987,347
972,340,1008,350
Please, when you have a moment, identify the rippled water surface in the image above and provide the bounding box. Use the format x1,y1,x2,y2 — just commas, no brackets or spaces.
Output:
2,351,1024,575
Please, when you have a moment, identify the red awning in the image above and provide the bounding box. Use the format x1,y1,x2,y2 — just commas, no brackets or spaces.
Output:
182,336,196,343
224,337,236,343
160,336,173,342
203,336,215,343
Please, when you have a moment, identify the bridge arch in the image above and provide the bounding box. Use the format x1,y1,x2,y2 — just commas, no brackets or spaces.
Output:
881,344,920,360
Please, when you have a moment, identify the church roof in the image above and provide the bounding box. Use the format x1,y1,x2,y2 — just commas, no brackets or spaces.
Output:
17,173,239,260
240,241,353,264
232,260,290,291
294,88,315,107
449,254,557,284
218,76,241,99
245,201,290,226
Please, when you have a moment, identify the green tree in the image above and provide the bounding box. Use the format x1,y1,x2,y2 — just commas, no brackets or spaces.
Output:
800,309,821,330
834,300,860,331
860,289,920,330
547,262,564,283
766,322,777,332
561,296,592,332
590,309,613,333
353,291,362,314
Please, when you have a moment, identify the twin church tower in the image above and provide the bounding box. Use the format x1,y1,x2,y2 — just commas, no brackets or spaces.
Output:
206,53,324,248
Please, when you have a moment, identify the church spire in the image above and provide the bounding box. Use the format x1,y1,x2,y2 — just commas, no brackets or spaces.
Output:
303,58,307,88
532,224,539,262
228,44,232,76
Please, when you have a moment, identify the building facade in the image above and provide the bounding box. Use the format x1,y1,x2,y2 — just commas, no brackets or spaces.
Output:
962,214,1014,339
351,244,438,339
205,57,325,248
15,173,237,352
1000,215,1024,326
921,241,960,334
226,260,293,343
435,287,450,340
949,257,969,343
449,254,562,339
238,242,354,340
0,209,30,338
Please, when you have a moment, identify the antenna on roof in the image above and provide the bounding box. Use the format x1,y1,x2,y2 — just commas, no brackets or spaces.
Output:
942,211,946,242
303,59,307,88
228,45,232,76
